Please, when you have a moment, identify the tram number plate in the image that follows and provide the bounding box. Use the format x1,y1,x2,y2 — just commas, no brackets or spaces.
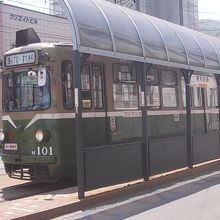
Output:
5,51,36,67
4,143,18,150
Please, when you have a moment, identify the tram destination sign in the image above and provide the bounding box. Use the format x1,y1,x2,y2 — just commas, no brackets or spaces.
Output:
5,51,36,67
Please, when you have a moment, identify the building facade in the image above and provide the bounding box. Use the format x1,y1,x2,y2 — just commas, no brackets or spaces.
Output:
107,0,198,30
0,2,71,63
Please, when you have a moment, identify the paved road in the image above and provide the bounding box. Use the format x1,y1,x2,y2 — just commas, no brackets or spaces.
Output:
60,171,220,220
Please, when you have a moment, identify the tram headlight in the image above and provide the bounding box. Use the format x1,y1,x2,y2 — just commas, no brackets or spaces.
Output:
35,129,51,143
0,129,5,142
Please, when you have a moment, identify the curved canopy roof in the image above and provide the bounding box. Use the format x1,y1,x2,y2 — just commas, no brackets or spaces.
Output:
59,0,220,73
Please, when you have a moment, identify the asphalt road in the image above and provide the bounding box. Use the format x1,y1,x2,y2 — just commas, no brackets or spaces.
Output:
60,171,220,220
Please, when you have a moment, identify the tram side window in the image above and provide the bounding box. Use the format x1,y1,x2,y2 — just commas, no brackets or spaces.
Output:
207,88,218,108
62,60,74,109
193,87,203,107
161,70,178,108
181,76,186,107
146,68,160,109
113,64,138,109
93,65,103,109
81,65,92,109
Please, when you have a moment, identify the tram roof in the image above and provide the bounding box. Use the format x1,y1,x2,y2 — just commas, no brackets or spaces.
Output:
60,0,220,74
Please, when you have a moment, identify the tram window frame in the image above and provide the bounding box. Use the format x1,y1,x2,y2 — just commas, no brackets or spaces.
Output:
146,67,161,109
81,64,92,109
113,63,139,110
207,87,218,108
192,86,203,108
92,64,104,109
61,60,74,110
4,69,51,112
180,75,186,108
160,69,178,108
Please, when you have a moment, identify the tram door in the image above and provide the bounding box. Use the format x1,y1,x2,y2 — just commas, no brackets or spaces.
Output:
191,74,219,164
191,85,207,134
191,75,218,134
81,64,108,148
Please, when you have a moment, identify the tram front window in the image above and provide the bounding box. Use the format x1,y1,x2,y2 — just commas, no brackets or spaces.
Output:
4,70,50,112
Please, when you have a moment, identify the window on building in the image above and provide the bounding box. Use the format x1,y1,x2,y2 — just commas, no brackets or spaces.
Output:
62,60,74,109
113,64,138,109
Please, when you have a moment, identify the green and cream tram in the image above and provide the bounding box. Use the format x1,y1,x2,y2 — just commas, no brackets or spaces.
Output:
1,0,220,186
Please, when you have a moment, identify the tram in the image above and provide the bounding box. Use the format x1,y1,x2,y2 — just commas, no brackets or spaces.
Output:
1,0,220,184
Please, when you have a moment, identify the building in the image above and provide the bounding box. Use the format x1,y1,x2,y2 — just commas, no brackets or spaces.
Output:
49,0,65,17
141,0,198,29
107,0,198,30
0,2,71,63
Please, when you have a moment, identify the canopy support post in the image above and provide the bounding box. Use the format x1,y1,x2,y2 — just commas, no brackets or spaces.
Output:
139,62,151,180
214,74,220,157
73,50,85,199
182,69,194,169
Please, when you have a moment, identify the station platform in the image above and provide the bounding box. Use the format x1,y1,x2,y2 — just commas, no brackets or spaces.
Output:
1,159,220,220
0,186,79,220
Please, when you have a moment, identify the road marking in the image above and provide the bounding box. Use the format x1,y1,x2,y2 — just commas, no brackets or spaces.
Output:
14,203,22,206
29,205,39,208
24,200,34,203
62,170,220,220
4,211,14,215
9,207,34,213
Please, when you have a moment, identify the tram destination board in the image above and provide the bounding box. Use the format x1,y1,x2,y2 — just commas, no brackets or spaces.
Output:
5,51,36,67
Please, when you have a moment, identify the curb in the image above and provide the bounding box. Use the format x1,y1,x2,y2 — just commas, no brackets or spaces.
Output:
13,160,220,220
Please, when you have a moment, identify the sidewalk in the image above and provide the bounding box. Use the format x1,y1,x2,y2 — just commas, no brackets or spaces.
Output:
0,186,79,220
0,148,4,170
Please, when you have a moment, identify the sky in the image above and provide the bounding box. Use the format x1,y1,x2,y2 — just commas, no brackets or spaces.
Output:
199,0,220,20
3,0,49,13
2,0,220,21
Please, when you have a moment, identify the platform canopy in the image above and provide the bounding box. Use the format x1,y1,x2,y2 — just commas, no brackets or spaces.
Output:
59,0,220,73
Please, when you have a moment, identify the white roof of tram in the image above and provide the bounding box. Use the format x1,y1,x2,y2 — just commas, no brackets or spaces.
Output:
59,0,220,74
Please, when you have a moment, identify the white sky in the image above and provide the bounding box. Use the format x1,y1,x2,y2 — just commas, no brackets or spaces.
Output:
199,0,220,20
3,0,49,13
3,0,220,21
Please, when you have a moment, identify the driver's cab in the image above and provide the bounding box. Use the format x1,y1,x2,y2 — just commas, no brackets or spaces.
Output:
3,67,50,112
